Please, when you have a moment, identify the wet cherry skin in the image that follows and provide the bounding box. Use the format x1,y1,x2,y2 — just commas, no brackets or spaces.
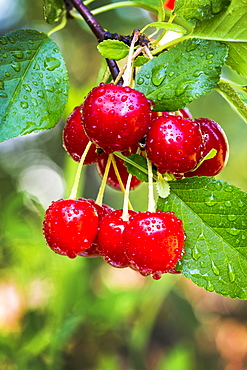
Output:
79,200,114,258
123,211,185,279
82,83,151,153
63,105,105,164
97,154,141,191
184,118,229,177
43,198,98,258
98,209,136,268
146,115,203,174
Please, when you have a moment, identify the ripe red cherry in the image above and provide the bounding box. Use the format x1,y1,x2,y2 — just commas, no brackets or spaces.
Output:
164,0,176,10
63,105,105,164
79,200,114,258
43,198,98,258
185,118,229,177
98,209,136,268
97,155,141,191
82,83,151,153
124,211,185,279
146,115,203,174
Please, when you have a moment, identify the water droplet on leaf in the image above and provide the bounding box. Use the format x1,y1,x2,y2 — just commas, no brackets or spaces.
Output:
211,261,220,276
44,57,61,71
10,61,20,72
228,264,235,282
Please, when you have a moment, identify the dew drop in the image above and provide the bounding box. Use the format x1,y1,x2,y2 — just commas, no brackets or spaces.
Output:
206,53,214,59
198,232,205,241
168,72,175,77
0,92,8,98
44,57,61,71
205,194,216,206
192,246,201,260
175,81,188,97
137,77,144,85
193,70,203,77
228,214,237,221
23,84,32,92
0,37,7,45
152,272,162,280
207,281,214,292
45,85,54,92
214,181,222,191
238,200,244,208
224,185,234,192
5,72,10,77
224,200,232,207
211,261,220,276
226,228,240,236
10,61,21,72
7,36,16,43
186,41,198,52
151,64,167,86
0,80,4,90
228,264,235,282
20,101,29,109
11,50,24,59
37,90,44,98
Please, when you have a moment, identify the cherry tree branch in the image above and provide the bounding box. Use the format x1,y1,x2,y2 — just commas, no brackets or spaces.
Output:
67,0,123,84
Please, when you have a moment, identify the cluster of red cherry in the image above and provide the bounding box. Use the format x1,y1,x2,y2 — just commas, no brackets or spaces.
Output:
43,83,229,279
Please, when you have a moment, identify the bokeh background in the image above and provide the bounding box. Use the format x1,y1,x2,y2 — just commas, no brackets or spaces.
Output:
0,1,247,369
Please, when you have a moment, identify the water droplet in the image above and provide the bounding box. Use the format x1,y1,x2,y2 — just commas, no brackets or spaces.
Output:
193,70,203,77
5,72,10,77
151,64,167,86
238,200,244,208
45,85,54,92
28,40,34,44
175,81,189,96
23,84,32,92
137,77,144,85
20,101,29,109
10,61,21,72
200,261,205,268
0,92,8,98
224,201,232,207
0,80,4,90
44,57,61,71
214,181,222,191
7,36,16,43
205,194,216,206
37,91,44,98
224,185,234,192
198,232,205,241
228,214,237,221
211,261,220,276
168,72,175,77
33,62,40,70
2,53,7,58
207,281,214,292
206,53,214,59
11,50,24,59
192,246,201,260
227,228,240,236
186,41,198,52
228,264,235,282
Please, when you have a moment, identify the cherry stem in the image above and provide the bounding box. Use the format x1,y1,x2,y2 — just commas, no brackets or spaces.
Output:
122,172,133,221
69,141,92,199
111,154,133,210
95,154,112,206
67,0,123,84
123,29,140,87
147,156,156,213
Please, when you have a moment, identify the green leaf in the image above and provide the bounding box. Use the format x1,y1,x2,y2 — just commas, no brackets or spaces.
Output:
134,56,149,67
216,80,247,124
0,29,69,142
135,38,228,111
175,0,230,22
156,173,170,198
97,40,130,61
157,177,247,299
43,0,65,24
129,0,159,10
226,42,247,78
115,153,157,182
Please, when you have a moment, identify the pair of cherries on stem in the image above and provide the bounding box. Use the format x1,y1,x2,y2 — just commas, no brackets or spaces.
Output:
43,198,185,279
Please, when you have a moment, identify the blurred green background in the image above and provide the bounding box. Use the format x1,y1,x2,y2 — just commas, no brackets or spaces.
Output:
0,1,247,369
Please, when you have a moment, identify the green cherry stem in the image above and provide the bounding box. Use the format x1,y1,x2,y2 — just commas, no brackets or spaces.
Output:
69,141,93,199
122,172,133,221
95,154,112,206
147,156,156,213
124,29,140,87
111,154,133,210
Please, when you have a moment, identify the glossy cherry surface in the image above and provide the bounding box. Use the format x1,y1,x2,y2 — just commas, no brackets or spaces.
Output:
97,154,141,191
82,83,151,153
79,200,113,257
43,198,98,258
98,209,136,268
124,211,185,279
63,105,105,164
146,115,203,174
185,118,229,177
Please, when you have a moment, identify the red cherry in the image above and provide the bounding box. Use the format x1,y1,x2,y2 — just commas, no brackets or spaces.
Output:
124,211,185,279
98,209,136,268
97,155,141,191
185,118,229,177
63,105,105,164
79,200,114,257
146,115,203,174
43,198,98,258
82,83,151,153
164,0,176,10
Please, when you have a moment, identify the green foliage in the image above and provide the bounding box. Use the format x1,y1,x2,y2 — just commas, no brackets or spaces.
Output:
142,21,186,34
175,0,230,22
216,80,247,124
43,0,65,24
135,39,228,111
157,177,247,299
97,40,130,61
0,30,69,142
